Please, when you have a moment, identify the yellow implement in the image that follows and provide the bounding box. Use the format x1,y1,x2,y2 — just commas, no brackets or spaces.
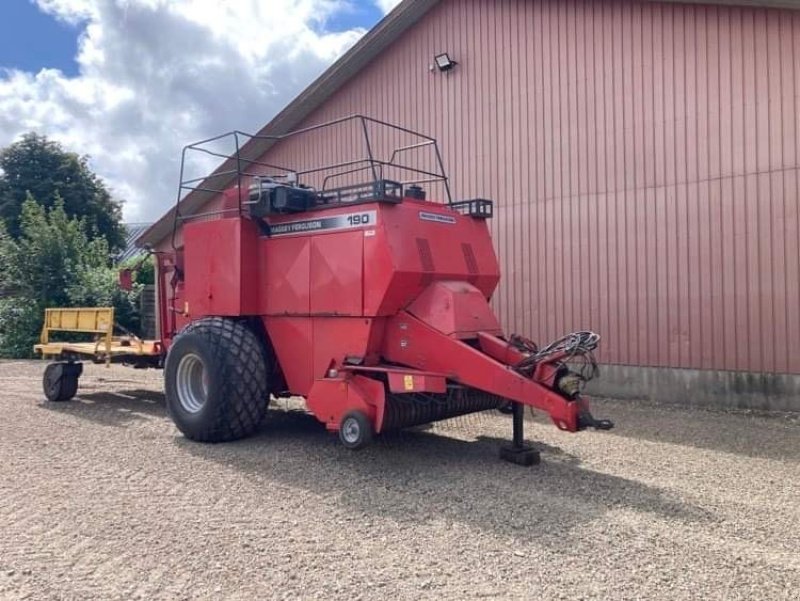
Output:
34,307,161,365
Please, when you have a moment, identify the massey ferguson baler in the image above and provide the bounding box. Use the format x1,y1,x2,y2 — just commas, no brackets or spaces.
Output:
39,116,613,465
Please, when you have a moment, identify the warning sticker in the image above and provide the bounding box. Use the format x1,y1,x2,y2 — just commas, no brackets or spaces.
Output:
403,375,414,391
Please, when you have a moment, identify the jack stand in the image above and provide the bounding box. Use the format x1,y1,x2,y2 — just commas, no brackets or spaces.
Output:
499,402,540,466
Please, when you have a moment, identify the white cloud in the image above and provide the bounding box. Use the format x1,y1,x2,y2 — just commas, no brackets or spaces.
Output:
0,0,366,222
374,0,402,13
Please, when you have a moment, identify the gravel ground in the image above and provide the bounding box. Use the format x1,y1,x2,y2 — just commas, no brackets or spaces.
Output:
0,360,798,601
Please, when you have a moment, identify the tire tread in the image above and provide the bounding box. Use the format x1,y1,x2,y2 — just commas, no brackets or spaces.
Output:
168,317,269,442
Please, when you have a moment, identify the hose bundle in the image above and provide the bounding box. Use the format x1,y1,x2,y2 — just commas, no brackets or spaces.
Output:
510,331,600,387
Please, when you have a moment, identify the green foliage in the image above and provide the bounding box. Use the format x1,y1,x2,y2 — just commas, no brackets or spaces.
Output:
0,199,142,358
120,255,155,286
0,133,125,250
0,221,15,292
0,297,45,359
6,194,109,307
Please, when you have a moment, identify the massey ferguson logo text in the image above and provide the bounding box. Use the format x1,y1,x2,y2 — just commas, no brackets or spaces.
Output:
269,210,377,237
419,211,456,224
270,220,324,235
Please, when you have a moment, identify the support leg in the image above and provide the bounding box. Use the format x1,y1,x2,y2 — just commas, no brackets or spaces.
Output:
499,402,540,466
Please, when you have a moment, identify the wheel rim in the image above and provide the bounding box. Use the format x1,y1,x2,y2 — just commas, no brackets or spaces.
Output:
175,353,208,413
342,417,361,444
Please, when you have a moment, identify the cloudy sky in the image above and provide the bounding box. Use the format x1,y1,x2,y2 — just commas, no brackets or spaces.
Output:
0,0,401,223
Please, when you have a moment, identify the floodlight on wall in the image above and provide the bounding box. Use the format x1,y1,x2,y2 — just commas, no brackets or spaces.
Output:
433,52,457,72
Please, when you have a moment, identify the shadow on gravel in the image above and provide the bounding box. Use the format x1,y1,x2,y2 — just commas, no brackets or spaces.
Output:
586,398,800,463
39,389,166,427
176,407,715,547
44,388,717,540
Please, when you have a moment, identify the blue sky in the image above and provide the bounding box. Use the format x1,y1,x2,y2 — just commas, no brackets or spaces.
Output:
324,2,385,35
0,0,397,221
0,1,383,77
0,1,83,75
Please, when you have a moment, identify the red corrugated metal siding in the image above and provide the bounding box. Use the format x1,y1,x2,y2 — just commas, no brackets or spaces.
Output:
249,0,800,374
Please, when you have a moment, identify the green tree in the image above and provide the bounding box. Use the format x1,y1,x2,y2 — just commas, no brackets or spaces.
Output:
6,194,109,307
0,133,125,250
0,220,14,291
0,198,141,358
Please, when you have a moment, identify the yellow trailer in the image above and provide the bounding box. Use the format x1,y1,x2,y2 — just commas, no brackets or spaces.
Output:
34,307,162,402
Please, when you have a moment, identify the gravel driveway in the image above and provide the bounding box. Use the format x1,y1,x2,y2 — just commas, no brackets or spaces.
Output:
0,360,798,600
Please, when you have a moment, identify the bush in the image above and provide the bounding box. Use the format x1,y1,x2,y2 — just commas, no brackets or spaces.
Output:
0,297,45,359
0,198,143,358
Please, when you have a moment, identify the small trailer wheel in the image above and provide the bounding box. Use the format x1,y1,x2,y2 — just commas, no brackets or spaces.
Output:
338,411,373,450
43,362,82,402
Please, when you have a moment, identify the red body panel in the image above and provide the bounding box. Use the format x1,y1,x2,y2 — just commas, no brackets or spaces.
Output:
310,231,363,315
260,317,313,394
183,218,259,317
407,280,502,339
261,236,310,314
178,199,499,324
363,199,500,315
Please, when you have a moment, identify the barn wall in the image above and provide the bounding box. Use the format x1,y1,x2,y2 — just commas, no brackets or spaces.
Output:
249,0,800,375
255,0,800,373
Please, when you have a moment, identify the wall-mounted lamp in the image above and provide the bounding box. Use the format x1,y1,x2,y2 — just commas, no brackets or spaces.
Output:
433,52,457,72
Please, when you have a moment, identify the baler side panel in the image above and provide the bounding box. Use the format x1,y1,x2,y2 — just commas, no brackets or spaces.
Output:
362,210,400,316
262,317,313,395
382,201,501,299
261,236,311,315
406,281,502,338
310,231,363,315
265,316,386,396
311,317,385,378
183,218,259,317
364,201,501,317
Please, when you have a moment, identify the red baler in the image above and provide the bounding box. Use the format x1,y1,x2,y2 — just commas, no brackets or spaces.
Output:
155,117,613,465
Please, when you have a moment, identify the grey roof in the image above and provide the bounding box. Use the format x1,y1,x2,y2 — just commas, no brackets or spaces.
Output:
118,222,153,263
136,0,800,248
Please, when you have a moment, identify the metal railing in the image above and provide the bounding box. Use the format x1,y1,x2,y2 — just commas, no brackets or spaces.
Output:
172,115,452,247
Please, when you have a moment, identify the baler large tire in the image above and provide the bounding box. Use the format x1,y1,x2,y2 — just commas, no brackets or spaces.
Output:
165,317,269,442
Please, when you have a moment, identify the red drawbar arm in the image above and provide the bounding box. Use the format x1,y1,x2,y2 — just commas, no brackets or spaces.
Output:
382,312,584,432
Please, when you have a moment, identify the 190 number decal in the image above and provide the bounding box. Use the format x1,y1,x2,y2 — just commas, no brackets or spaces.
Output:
347,213,371,226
